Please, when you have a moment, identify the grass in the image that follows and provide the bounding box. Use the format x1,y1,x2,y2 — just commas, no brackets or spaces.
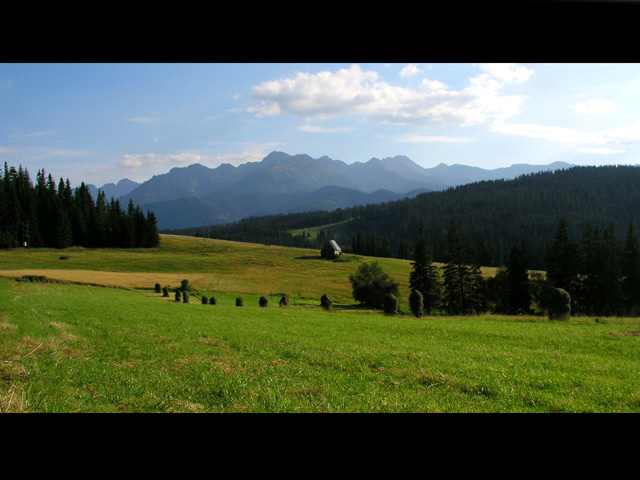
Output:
1,234,639,413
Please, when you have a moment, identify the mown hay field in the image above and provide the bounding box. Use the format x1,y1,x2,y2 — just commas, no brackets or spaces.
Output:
1,234,638,413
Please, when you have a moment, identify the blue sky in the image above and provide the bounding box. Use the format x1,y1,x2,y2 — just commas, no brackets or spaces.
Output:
2,62,640,187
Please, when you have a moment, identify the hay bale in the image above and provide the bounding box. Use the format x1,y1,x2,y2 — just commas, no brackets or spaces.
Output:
409,290,424,317
236,297,243,307
162,286,169,297
182,292,189,303
175,290,182,302
202,296,208,304
154,283,161,293
320,293,333,311
209,297,217,305
259,296,269,308
383,293,398,316
546,287,571,321
279,295,289,307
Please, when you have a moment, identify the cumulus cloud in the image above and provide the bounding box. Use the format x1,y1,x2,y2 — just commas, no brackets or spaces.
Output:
477,63,534,84
400,64,421,77
248,64,532,128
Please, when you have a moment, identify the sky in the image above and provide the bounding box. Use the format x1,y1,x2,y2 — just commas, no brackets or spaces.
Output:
2,62,640,187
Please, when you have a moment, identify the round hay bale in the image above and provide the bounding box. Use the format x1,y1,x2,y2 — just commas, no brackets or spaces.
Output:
279,295,290,307
320,293,333,311
259,296,269,308
236,297,243,307
209,297,217,305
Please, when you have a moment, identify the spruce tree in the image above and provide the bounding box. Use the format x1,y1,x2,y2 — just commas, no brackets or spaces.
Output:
409,224,441,315
546,218,580,296
505,243,531,314
441,218,475,315
622,221,640,313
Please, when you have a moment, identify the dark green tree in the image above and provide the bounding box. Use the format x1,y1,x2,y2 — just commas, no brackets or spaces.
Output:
622,221,640,313
409,224,441,315
505,243,531,314
349,260,399,309
546,218,580,295
441,218,475,315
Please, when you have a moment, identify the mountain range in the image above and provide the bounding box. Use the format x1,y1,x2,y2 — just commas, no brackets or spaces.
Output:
88,151,575,230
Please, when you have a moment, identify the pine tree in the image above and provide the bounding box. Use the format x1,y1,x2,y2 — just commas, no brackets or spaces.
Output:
409,224,441,315
546,218,580,296
505,243,531,314
441,218,475,315
622,221,640,313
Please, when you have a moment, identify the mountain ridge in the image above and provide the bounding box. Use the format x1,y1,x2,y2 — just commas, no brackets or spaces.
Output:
107,151,575,230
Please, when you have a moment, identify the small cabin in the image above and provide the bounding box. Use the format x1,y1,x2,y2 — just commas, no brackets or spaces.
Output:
321,240,342,260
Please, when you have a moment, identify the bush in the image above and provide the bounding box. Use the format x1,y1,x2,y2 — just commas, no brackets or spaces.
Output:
320,293,333,311
279,295,290,307
409,290,424,317
182,292,189,303
175,290,182,302
154,283,161,293
383,294,398,315
209,297,217,305
546,287,571,320
349,260,399,309
202,296,208,304
162,286,169,297
236,297,243,307
259,296,269,307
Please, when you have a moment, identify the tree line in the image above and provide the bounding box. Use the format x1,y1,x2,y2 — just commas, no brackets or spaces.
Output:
350,216,640,318
0,163,159,249
170,165,640,271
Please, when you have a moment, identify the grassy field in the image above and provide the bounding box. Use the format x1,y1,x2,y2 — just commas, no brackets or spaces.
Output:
1,234,638,413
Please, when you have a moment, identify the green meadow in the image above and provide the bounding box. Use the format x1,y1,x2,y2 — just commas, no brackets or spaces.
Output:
1,234,638,413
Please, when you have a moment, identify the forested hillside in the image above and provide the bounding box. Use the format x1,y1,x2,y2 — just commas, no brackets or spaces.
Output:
170,165,640,270
0,164,160,249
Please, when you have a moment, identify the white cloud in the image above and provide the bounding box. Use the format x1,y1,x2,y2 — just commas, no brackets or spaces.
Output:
395,134,472,144
127,116,159,124
400,64,421,77
569,98,615,115
298,124,356,133
118,152,202,171
249,64,532,128
491,122,596,144
0,146,18,154
492,119,640,154
478,63,534,84
577,147,624,154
